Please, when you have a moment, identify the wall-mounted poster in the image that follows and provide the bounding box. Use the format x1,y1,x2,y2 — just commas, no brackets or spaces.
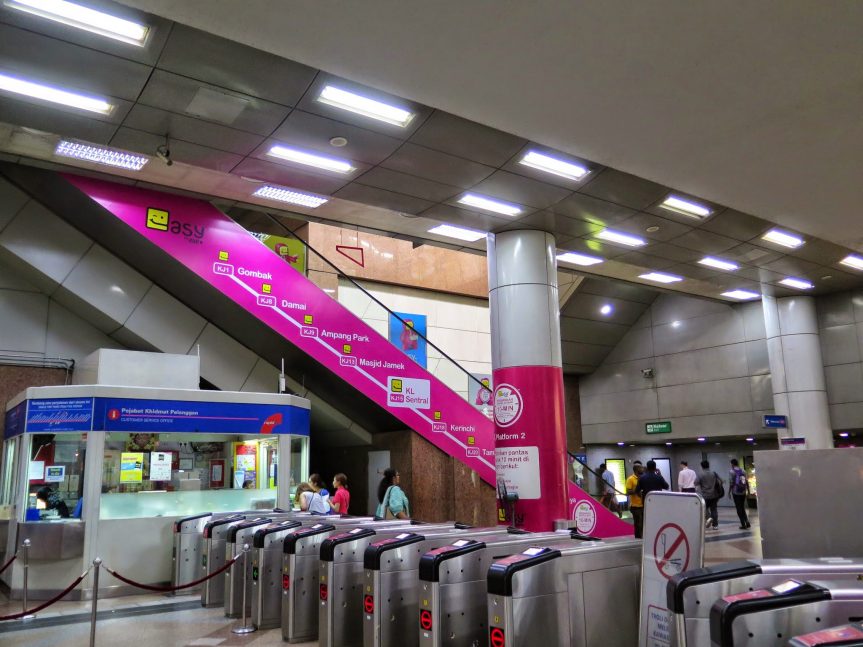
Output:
44,465,65,483
468,374,493,418
149,452,172,481
252,233,307,274
120,452,144,483
389,312,427,368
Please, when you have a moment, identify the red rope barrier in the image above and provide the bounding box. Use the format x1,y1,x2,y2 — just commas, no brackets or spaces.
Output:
0,553,16,576
104,554,240,593
0,570,88,621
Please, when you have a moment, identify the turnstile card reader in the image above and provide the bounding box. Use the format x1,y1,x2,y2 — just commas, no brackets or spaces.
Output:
250,520,303,629
224,517,272,617
486,537,643,647
789,621,863,646
281,522,336,643
201,514,246,608
710,579,863,647
668,558,863,647
172,512,212,593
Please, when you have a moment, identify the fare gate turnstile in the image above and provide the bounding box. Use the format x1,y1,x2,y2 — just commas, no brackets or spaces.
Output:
172,512,212,592
417,531,592,646
224,517,273,617
201,514,247,607
667,558,863,647
789,620,863,646
710,579,863,647
363,528,519,647
318,523,460,647
281,523,338,643
486,537,643,647
250,520,305,629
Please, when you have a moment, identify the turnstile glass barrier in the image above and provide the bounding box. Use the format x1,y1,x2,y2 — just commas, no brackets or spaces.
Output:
250,520,306,629
710,579,863,647
224,517,277,617
486,537,643,647
417,530,595,647
667,558,863,647
363,527,523,647
318,523,470,647
172,512,213,592
789,620,863,646
201,514,249,607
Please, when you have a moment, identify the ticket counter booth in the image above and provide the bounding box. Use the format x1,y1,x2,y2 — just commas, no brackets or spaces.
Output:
0,384,310,600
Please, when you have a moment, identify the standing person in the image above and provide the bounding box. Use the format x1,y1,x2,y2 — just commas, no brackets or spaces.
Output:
696,460,724,530
678,461,697,493
635,460,669,503
376,468,410,519
625,461,645,538
728,459,751,529
302,473,331,513
598,463,621,517
294,482,313,510
331,473,350,515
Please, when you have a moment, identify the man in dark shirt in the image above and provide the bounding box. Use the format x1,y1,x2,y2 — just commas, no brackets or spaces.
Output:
636,460,669,500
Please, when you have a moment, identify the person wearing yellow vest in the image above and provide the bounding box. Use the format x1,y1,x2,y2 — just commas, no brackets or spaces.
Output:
626,461,645,538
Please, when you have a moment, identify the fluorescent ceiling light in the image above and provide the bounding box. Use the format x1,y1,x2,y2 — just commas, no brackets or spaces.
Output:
762,229,804,248
5,0,149,45
779,277,814,290
840,255,863,270
600,304,613,315
317,85,414,128
722,289,761,300
519,151,589,181
252,185,328,208
55,140,148,170
595,229,646,247
556,251,603,266
746,437,754,442
427,223,486,242
457,193,522,217
0,71,113,114
699,256,739,271
839,432,849,438
267,145,354,174
639,272,683,284
697,437,707,442
659,195,712,218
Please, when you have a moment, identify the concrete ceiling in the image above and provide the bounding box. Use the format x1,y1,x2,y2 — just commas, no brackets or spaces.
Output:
116,0,863,251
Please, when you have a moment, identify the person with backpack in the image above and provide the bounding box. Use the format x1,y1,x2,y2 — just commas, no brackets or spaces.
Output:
376,468,410,519
696,460,724,530
728,459,751,529
299,473,331,514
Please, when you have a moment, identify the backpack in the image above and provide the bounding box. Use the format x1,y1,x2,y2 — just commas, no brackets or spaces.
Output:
308,491,331,514
732,468,747,493
713,472,725,499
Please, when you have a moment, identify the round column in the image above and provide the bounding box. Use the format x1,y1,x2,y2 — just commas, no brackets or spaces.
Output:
762,295,833,449
488,230,568,530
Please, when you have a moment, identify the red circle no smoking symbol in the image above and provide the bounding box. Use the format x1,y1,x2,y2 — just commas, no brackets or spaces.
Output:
652,522,690,580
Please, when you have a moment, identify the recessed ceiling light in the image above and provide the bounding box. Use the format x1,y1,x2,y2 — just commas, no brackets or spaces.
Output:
660,195,712,218
251,185,328,208
600,304,613,315
267,145,354,174
0,72,114,114
779,277,814,290
639,272,683,284
646,226,660,233
699,256,739,271
665,442,672,446
427,223,486,242
616,442,625,446
839,432,849,438
317,85,414,127
722,289,761,300
762,229,804,248
329,136,348,147
697,437,706,442
54,140,148,170
457,193,522,217
518,150,589,181
5,0,149,46
596,229,646,247
746,437,754,442
556,251,604,266
840,255,863,271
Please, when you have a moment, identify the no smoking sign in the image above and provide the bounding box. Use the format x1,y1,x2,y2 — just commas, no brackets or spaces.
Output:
652,522,690,580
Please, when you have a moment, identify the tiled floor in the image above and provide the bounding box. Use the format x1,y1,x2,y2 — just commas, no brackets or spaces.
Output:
0,509,761,646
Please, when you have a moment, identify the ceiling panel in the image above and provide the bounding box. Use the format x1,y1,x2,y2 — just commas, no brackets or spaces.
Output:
578,168,668,210
735,265,786,283
230,157,351,195
157,24,317,106
558,237,632,259
577,277,658,304
790,238,850,266
698,209,772,241
614,212,693,242
353,167,460,202
560,317,630,345
380,143,495,188
614,251,678,270
419,203,510,232
271,109,403,165
122,104,265,155
550,192,636,226
334,183,434,215
762,255,826,280
469,170,571,209
644,242,703,263
560,341,614,366
137,70,290,136
516,210,601,239
409,110,526,167
111,127,243,173
0,24,151,101
670,229,739,254
665,263,722,281
562,292,650,325
722,243,785,267
0,98,120,143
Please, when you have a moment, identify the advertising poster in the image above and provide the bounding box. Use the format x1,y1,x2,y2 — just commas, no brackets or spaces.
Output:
389,312,427,368
233,443,257,486
468,373,493,418
149,452,172,481
45,465,66,483
120,452,144,483
252,233,306,274
606,458,628,503
28,461,45,481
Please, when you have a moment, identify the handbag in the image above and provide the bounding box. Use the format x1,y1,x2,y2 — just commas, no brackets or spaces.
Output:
381,486,397,519
713,472,725,499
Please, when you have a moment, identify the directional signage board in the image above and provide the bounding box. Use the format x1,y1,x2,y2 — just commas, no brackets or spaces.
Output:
645,421,672,434
763,414,788,428
638,492,705,647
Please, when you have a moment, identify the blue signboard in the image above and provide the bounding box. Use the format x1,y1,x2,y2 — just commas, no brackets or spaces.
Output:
763,414,788,429
389,311,428,369
25,398,94,433
3,402,26,439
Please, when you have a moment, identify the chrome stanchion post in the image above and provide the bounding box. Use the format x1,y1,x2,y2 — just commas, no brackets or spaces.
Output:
22,538,33,619
89,558,101,647
231,543,255,635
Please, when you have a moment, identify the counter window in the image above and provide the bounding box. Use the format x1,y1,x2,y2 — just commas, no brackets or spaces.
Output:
26,433,86,520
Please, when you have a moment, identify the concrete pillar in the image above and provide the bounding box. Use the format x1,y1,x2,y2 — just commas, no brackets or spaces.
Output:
762,295,834,449
487,230,568,530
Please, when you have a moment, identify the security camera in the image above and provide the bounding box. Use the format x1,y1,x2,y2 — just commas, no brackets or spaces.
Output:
641,368,655,378
156,144,172,166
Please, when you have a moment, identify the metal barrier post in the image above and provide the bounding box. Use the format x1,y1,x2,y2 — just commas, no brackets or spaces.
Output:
231,544,255,635
90,558,101,647
22,538,33,619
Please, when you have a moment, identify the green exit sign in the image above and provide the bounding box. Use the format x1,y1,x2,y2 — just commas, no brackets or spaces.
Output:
646,421,672,434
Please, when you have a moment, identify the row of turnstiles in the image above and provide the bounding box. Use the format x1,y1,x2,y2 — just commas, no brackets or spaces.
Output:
172,510,863,646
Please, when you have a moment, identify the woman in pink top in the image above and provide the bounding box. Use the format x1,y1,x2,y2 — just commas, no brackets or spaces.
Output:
331,473,350,514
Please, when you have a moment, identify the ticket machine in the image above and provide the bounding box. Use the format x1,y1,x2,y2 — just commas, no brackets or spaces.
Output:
486,538,642,647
